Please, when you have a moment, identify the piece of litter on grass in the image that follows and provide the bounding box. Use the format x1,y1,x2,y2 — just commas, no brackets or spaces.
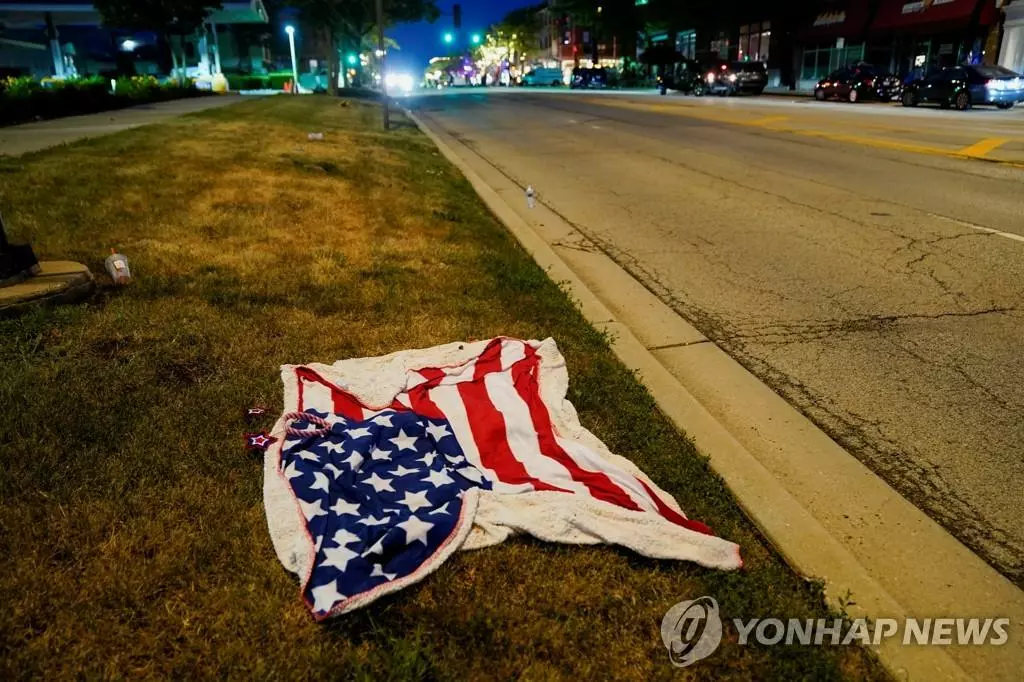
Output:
104,249,131,285
308,132,325,141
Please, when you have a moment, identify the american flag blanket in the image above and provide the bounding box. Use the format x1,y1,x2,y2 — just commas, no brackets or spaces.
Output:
264,338,741,620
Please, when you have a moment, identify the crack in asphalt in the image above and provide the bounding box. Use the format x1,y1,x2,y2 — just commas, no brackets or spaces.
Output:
649,340,711,351
736,351,1024,586
726,307,1018,343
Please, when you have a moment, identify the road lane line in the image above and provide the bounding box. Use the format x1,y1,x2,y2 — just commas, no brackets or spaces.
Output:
958,138,1009,157
572,96,1024,168
929,212,1024,245
749,115,789,127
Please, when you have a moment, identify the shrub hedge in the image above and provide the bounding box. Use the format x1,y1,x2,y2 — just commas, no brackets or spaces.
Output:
1,75,210,127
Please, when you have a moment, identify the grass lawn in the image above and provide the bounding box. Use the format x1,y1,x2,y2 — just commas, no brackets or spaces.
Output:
0,96,886,680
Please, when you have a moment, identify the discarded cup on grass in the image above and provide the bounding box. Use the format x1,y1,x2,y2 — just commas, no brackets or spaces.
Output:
525,185,536,209
308,132,325,141
104,249,131,285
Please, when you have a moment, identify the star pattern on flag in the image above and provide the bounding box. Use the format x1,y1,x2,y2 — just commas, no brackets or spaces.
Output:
397,516,434,546
397,490,432,513
310,581,345,613
363,472,395,493
280,409,489,618
391,464,419,477
425,422,451,441
370,447,393,462
389,429,418,452
422,468,455,488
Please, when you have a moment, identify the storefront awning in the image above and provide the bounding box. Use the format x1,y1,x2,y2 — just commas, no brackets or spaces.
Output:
869,0,995,33
800,1,872,41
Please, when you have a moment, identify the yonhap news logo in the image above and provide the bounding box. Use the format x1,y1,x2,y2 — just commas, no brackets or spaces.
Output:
661,596,1011,667
660,596,724,667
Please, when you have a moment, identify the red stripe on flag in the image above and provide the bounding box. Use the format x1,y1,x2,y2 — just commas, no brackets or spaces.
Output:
418,367,447,385
635,478,715,536
510,354,645,512
293,367,367,421
458,341,570,492
408,387,445,421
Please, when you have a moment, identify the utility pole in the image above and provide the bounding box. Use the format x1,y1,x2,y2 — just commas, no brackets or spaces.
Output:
376,0,389,130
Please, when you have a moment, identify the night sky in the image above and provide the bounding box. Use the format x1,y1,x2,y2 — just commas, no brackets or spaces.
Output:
387,0,530,74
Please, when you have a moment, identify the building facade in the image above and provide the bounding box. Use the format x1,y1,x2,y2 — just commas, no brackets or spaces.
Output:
0,1,269,79
999,0,1024,72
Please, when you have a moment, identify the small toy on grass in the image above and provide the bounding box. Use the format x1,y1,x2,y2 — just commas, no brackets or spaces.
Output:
244,431,278,451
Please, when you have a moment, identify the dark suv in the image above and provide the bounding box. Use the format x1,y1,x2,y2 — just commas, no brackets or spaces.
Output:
657,58,709,95
814,63,902,103
705,61,768,96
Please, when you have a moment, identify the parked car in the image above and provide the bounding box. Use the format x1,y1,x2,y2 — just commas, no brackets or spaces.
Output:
522,67,565,87
570,67,608,89
814,63,902,103
657,58,708,96
705,61,767,96
901,64,1024,110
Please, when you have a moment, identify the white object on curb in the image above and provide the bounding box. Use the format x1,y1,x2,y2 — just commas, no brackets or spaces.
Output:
525,185,536,209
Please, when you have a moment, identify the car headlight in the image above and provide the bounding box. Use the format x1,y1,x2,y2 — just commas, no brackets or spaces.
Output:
727,74,738,83
384,73,415,93
706,72,716,83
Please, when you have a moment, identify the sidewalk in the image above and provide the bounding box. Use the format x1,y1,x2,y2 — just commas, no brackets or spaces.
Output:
0,95,246,156
763,86,813,97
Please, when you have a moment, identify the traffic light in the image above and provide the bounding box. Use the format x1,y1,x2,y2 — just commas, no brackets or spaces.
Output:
443,32,454,44
453,3,462,29
471,33,481,45
346,53,358,65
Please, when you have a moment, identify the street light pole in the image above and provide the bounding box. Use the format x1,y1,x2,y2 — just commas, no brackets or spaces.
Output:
285,25,299,94
376,0,389,130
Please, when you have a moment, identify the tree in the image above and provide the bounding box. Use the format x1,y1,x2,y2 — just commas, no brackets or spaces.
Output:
490,3,545,63
93,0,222,79
290,0,440,95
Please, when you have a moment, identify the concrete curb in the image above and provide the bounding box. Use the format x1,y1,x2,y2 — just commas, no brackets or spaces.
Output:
0,261,94,316
405,107,1024,681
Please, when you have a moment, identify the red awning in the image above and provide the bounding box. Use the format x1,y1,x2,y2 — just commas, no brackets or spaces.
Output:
801,1,873,41
870,0,994,33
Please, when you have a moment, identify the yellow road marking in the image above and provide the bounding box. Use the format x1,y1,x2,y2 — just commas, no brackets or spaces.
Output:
582,98,1024,167
958,138,1009,158
749,116,789,127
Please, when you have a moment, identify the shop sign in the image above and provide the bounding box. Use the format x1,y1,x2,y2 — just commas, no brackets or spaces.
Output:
902,0,956,15
813,10,847,26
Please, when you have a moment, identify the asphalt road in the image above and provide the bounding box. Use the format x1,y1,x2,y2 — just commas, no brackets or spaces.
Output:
411,89,1024,586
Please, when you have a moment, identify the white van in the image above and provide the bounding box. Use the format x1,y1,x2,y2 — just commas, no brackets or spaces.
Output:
523,67,565,87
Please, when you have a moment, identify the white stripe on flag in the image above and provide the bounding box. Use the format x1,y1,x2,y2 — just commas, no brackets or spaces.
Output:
483,369,589,495
499,338,527,372
428,383,532,495
302,377,334,414
554,435,664,512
